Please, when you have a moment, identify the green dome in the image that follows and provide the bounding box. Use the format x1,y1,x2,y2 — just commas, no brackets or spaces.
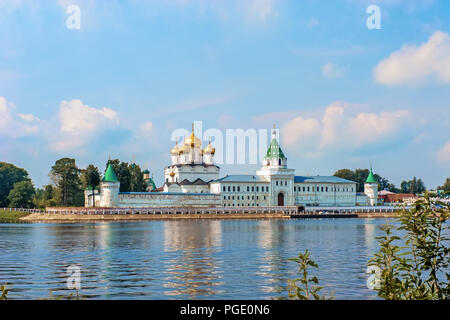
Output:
366,167,377,183
103,164,119,182
265,138,286,160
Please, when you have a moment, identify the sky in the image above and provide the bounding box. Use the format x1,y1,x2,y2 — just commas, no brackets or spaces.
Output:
0,0,449,189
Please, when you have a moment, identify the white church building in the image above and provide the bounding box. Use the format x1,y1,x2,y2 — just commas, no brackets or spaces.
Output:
85,125,377,208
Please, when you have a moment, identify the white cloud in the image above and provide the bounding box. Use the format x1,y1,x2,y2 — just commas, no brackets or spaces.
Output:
437,141,450,163
140,121,154,135
242,0,275,24
51,99,119,152
374,31,450,85
280,102,412,155
0,96,40,137
18,113,40,122
322,63,345,78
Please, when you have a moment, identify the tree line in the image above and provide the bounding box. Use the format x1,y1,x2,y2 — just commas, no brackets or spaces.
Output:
333,168,426,194
0,159,149,209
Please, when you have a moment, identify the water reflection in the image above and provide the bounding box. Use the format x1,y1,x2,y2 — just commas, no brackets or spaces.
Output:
163,220,223,298
0,219,388,299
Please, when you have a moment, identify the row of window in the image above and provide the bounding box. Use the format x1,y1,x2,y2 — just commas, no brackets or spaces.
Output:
224,195,266,200
224,203,262,207
294,186,354,193
223,185,269,193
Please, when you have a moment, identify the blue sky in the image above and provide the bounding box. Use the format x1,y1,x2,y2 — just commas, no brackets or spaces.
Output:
0,0,449,189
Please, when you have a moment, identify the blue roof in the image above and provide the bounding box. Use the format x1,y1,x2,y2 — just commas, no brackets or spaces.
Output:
212,175,267,183
213,175,355,184
294,176,356,184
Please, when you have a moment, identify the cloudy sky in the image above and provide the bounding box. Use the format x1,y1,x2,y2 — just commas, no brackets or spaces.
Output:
0,0,449,189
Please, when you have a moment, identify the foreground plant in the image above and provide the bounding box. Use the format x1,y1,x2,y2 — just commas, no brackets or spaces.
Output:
0,283,9,300
369,196,449,300
287,250,331,300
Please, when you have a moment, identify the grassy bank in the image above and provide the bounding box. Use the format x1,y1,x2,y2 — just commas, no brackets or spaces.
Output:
0,209,32,223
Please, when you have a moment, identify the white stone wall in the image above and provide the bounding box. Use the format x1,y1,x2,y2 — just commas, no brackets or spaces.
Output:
216,182,271,207
99,182,120,207
364,183,378,206
293,182,357,206
117,192,221,207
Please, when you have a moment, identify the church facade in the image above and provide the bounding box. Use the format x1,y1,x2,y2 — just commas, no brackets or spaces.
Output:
85,125,377,208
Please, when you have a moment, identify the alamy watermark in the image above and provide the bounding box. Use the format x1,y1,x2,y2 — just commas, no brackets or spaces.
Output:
366,5,381,30
366,265,381,290
66,5,81,30
66,265,81,290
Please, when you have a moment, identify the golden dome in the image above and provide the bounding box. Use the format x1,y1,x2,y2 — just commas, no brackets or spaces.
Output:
203,138,215,154
178,137,188,154
169,171,175,177
184,123,202,148
170,139,179,155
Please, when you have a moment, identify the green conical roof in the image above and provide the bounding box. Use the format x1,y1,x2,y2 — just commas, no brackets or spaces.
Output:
103,164,119,182
266,138,286,160
366,167,377,183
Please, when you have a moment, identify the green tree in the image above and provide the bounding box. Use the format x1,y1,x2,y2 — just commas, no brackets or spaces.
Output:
438,178,450,192
7,180,35,208
106,159,131,192
82,165,101,207
0,162,30,207
287,250,330,300
400,177,426,194
129,163,146,192
369,197,449,300
50,158,83,207
334,168,397,193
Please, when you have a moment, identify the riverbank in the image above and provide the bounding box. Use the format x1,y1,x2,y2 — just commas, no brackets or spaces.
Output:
19,211,400,222
0,210,32,223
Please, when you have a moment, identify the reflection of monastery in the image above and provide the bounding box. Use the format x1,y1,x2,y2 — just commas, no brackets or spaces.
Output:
85,125,378,208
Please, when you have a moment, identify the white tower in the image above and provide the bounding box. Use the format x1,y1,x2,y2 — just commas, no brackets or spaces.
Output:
364,167,378,206
256,125,295,206
100,163,120,207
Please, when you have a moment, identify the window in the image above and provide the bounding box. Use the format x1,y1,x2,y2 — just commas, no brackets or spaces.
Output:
232,196,234,200
321,186,324,192
266,186,269,192
233,186,236,192
228,186,231,192
307,186,310,192
223,186,226,192
276,181,278,186
238,186,240,192
248,196,250,200
326,187,328,192
247,186,249,192
285,181,287,186
256,196,259,200
264,196,266,200
294,186,296,192
303,186,305,192
252,186,254,192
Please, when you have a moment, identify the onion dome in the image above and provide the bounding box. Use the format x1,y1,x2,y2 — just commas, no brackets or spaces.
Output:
178,137,188,154
203,137,215,155
170,139,180,155
169,171,175,177
184,123,202,148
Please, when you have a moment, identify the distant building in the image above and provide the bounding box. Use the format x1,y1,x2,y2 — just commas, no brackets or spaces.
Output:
85,124,378,208
378,193,417,204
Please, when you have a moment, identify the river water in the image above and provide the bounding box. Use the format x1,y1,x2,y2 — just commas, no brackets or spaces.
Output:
0,218,391,299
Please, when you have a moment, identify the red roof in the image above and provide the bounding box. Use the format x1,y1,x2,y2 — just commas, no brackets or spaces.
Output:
378,193,417,203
